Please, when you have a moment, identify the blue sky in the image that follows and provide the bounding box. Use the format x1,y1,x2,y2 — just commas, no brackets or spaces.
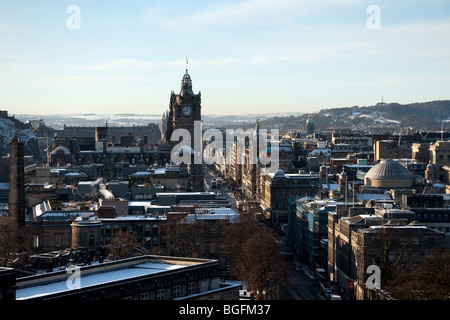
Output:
0,0,449,116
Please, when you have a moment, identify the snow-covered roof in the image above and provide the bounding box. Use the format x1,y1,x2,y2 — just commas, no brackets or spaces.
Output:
131,171,152,176
51,145,71,155
16,260,188,300
63,171,87,177
182,207,240,223
309,148,332,156
356,194,392,201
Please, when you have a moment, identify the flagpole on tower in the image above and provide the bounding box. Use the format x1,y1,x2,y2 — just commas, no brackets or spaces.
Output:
186,57,188,73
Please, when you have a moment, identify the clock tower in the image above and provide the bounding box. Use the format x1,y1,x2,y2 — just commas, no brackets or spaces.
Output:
164,68,204,191
170,69,201,139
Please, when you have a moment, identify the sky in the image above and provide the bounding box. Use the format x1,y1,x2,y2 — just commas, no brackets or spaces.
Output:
0,0,449,116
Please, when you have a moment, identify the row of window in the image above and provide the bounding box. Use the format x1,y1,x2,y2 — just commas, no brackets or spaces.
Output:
123,283,197,300
103,223,159,235
31,233,162,249
416,213,449,222
103,236,160,246
33,234,63,248
436,154,450,162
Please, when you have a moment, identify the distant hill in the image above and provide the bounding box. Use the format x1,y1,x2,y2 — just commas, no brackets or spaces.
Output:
258,100,450,132
12,100,450,135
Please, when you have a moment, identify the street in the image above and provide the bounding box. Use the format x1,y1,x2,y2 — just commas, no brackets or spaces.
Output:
277,260,326,300
204,169,237,209
204,167,328,300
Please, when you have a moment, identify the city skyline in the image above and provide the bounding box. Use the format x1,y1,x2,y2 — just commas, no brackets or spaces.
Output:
1,0,449,116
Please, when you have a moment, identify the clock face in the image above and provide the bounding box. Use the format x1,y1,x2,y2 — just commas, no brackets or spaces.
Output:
182,106,192,116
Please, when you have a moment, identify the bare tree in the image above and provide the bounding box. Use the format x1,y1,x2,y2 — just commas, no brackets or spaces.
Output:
386,247,450,300
163,213,209,258
106,230,139,260
224,216,287,300
0,215,27,267
369,227,414,284
223,214,262,261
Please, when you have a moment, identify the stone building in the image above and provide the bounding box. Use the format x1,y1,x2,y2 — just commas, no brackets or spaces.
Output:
352,223,446,300
50,123,166,167
165,207,239,268
425,140,450,183
374,140,410,161
332,129,373,149
71,218,103,261
151,164,190,192
291,198,337,268
327,204,447,300
260,169,320,225
412,142,430,163
26,211,88,254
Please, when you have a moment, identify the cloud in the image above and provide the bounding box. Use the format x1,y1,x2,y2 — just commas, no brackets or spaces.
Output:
71,60,159,72
0,21,30,33
71,58,237,72
142,0,360,31
250,55,271,64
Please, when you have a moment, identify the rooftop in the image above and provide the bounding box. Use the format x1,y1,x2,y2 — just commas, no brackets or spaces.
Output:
365,158,414,181
16,255,215,300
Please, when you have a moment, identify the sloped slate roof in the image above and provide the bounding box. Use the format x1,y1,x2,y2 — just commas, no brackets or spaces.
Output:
365,158,414,180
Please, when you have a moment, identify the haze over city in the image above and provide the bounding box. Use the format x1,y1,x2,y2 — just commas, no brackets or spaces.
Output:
1,0,449,116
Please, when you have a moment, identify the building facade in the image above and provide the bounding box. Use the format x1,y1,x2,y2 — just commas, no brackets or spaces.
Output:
426,140,450,183
260,169,320,225
327,205,447,300
292,198,336,268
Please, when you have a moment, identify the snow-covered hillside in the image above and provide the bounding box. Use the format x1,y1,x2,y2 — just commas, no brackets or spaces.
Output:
0,116,40,160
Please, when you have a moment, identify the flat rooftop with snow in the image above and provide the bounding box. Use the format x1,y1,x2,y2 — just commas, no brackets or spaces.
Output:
14,255,240,300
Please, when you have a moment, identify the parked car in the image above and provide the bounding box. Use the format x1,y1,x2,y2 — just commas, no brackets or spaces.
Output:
322,288,332,299
295,264,303,272
329,294,342,300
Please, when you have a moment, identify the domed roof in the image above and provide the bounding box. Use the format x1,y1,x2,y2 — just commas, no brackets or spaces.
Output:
365,159,414,181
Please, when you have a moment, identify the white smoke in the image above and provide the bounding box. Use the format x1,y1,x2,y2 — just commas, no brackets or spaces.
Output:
99,183,114,200
91,178,114,200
